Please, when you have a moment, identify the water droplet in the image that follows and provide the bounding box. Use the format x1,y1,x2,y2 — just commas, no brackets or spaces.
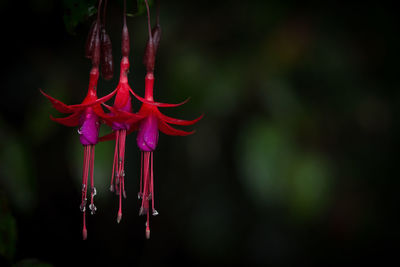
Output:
137,192,142,199
139,207,146,216
80,202,86,212
81,184,86,192
121,170,125,177
123,190,127,199
152,209,159,216
89,203,97,214
110,184,114,192
77,128,82,134
91,187,97,197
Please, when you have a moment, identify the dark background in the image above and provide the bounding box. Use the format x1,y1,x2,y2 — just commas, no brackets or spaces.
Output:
0,0,399,266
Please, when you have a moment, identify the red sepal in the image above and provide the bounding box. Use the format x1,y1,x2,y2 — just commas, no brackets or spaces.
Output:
129,87,190,108
40,90,73,114
158,112,203,126
158,120,195,136
50,112,80,127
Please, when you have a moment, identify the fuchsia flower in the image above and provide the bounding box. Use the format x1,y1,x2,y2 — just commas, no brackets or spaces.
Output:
40,0,118,239
112,0,203,238
41,0,202,240
134,73,202,239
41,66,116,240
100,6,142,223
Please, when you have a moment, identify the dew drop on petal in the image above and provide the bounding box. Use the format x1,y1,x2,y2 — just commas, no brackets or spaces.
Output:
152,209,159,216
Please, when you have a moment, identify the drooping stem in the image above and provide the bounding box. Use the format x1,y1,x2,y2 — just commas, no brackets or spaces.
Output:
123,0,127,27
155,0,160,26
144,0,153,42
121,0,130,57
96,0,103,23
102,0,108,26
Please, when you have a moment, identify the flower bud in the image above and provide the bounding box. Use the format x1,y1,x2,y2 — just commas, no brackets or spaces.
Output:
143,39,155,73
100,26,114,80
151,24,161,54
91,28,101,67
121,24,130,57
85,21,100,59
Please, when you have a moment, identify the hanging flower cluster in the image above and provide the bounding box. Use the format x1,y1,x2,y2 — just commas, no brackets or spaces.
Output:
41,0,202,240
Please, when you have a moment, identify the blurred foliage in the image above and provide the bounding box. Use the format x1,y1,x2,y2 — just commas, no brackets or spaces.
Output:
63,0,97,34
13,259,53,267
62,0,153,34
0,118,37,214
0,194,17,262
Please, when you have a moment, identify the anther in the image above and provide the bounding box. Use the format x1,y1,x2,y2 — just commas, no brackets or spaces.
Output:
117,212,122,223
82,228,88,240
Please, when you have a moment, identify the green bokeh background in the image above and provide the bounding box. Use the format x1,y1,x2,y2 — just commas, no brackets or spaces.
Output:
0,0,398,266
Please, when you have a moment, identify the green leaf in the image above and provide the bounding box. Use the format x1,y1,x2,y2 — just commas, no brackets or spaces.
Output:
62,0,154,33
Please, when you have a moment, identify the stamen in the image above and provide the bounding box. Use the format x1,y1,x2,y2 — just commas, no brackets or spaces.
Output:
110,130,120,192
81,145,90,240
138,152,144,199
146,211,150,239
117,211,122,224
116,129,127,223
83,218,87,240
150,151,157,215
140,152,150,213
89,145,96,215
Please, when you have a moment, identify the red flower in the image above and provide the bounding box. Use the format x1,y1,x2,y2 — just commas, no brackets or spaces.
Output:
109,70,202,238
98,4,143,223
41,66,117,239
